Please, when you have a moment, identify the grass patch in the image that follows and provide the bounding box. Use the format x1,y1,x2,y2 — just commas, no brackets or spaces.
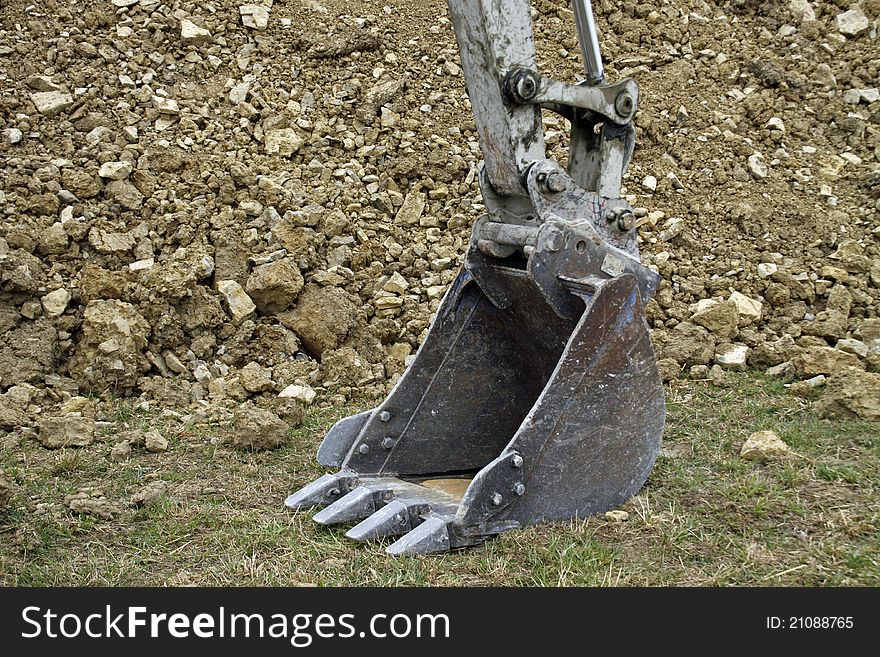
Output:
1,373,877,586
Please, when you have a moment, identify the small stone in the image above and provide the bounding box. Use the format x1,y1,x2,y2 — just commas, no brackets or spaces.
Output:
659,217,685,241
110,440,132,461
38,415,95,449
245,258,304,313
217,280,256,323
104,180,144,210
836,9,869,37
396,191,426,225
152,96,180,115
231,404,289,450
240,4,271,30
765,117,785,132
747,153,768,180
604,510,629,522
180,18,212,44
689,364,710,379
757,263,778,278
690,299,739,338
278,383,317,404
98,161,133,180
741,430,790,461
816,368,880,421
229,81,250,104
788,0,815,23
194,363,212,383
144,430,169,453
642,175,658,192
66,492,118,519
793,347,863,377
41,288,71,316
789,375,826,397
239,362,274,393
835,338,868,359
3,128,23,144
715,343,749,371
130,481,167,507
656,357,681,382
30,90,74,116
728,291,763,325
383,271,409,294
264,128,304,156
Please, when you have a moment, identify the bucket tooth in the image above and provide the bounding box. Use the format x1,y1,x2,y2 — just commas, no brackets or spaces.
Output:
344,500,429,541
284,472,359,510
386,517,453,556
312,486,391,526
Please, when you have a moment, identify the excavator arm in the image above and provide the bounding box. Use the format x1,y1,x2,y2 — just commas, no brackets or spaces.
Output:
284,0,665,555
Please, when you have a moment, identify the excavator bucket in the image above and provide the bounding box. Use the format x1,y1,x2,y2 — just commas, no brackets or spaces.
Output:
284,0,665,554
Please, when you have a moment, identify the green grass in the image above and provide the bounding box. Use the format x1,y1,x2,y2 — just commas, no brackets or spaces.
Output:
1,374,877,586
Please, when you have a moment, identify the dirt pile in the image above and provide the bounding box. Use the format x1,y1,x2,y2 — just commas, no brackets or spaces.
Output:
0,0,878,423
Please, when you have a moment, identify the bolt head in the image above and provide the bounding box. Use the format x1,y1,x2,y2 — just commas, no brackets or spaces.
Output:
358,444,370,455
378,410,391,422
545,171,569,193
615,91,635,118
515,74,537,100
616,210,636,232
511,454,524,468
382,436,395,449
513,482,526,496
544,226,564,253
490,493,503,507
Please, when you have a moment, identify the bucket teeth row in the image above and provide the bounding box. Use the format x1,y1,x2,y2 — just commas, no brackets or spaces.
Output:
287,474,476,554
283,472,359,510
312,486,392,525
385,516,453,556
345,500,430,541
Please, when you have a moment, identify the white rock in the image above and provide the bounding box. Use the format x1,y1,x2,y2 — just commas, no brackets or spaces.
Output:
741,430,790,460
98,161,133,180
30,91,74,116
278,384,317,404
144,430,169,453
659,217,684,241
642,175,658,192
855,88,879,103
264,128,303,157
604,510,629,522
151,96,180,115
757,262,778,278
41,289,71,317
229,81,251,105
836,9,869,37
180,18,212,44
836,338,868,358
383,271,409,294
193,363,213,383
729,291,763,325
217,280,256,323
3,128,23,144
765,117,785,132
129,258,155,271
715,343,749,371
240,4,270,30
788,0,815,23
747,153,768,180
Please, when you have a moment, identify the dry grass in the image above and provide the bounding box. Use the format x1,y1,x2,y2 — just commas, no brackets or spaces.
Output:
1,373,878,586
